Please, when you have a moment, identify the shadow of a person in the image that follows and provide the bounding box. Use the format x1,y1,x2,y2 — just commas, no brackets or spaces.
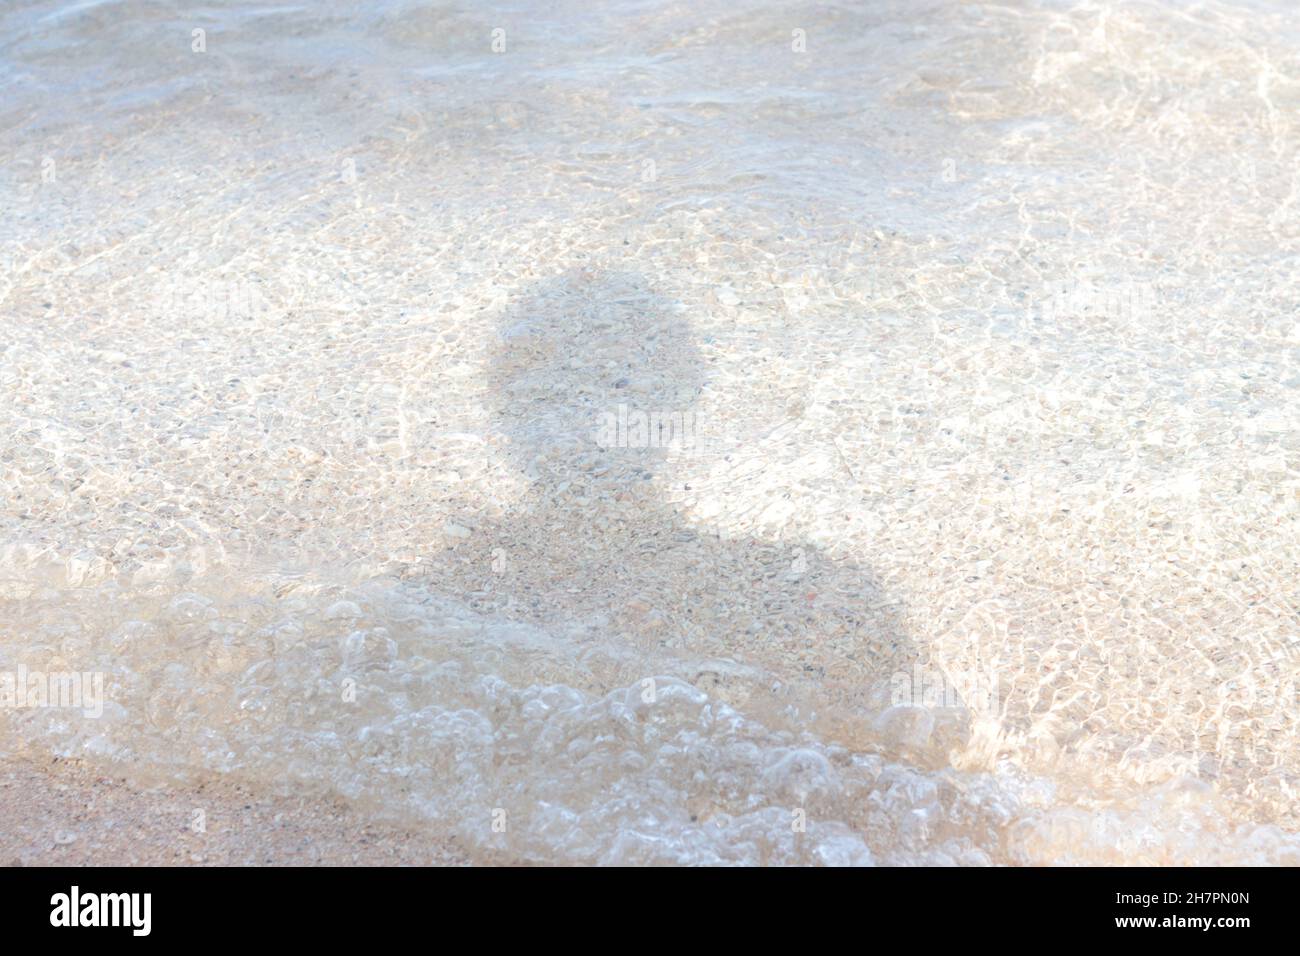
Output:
422,268,943,758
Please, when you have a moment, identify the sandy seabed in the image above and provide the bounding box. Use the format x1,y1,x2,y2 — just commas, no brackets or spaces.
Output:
2,0,1299,865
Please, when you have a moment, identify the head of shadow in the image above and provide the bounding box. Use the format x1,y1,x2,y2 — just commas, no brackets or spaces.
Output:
485,269,704,487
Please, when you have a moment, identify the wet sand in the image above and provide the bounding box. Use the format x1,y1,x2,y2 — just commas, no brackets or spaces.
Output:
2,756,469,867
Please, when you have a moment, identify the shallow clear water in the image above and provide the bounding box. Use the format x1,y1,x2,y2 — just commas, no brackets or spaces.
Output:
2,0,1299,864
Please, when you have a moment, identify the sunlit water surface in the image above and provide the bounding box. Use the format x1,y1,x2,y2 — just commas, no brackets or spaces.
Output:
2,0,1299,864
